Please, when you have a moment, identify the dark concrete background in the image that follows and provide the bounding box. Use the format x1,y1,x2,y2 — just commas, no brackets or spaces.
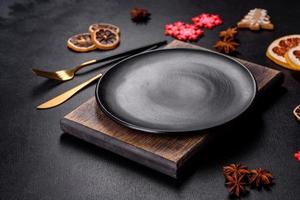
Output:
0,0,299,199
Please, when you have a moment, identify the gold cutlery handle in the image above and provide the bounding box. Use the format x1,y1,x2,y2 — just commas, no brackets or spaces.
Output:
37,74,102,109
74,59,97,72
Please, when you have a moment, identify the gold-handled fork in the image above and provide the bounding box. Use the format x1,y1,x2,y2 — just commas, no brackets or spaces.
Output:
32,59,97,81
32,40,167,81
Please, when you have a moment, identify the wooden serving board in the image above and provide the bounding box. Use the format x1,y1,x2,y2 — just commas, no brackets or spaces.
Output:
60,40,284,178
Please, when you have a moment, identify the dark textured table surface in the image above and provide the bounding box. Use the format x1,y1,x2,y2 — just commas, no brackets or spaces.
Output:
0,0,299,199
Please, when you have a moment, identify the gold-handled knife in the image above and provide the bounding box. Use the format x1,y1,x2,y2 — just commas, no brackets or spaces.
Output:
37,74,102,109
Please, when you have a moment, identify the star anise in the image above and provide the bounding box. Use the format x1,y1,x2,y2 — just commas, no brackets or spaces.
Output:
130,7,151,22
226,173,248,197
214,38,239,54
219,27,238,40
223,163,250,178
249,168,274,188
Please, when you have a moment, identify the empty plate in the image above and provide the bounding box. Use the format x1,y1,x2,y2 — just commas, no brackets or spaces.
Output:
95,48,256,133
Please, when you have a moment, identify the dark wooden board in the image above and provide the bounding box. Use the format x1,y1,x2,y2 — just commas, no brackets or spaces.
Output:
60,40,284,178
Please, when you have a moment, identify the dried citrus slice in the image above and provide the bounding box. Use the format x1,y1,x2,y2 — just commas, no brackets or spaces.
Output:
293,105,300,122
67,33,96,52
266,34,300,70
89,23,120,35
285,45,300,69
91,28,120,50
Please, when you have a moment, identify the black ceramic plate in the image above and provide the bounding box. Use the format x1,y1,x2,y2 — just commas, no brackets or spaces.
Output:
96,48,256,134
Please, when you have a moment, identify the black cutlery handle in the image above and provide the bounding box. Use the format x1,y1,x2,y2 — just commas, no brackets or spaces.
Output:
94,40,167,64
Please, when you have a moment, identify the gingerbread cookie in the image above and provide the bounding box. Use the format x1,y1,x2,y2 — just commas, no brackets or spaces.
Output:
237,8,274,31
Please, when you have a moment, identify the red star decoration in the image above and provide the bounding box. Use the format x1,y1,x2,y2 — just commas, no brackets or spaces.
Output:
295,151,300,162
165,21,203,41
192,13,223,29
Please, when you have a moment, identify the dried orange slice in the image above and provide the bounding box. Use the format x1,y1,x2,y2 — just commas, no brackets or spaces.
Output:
67,33,96,52
89,23,120,35
285,45,300,69
293,105,300,122
266,34,300,70
91,28,120,50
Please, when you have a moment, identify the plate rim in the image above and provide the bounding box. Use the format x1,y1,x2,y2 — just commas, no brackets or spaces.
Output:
95,48,257,134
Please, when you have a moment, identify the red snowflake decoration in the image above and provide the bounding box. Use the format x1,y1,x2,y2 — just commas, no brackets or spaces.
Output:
295,151,300,162
165,21,203,41
192,13,223,29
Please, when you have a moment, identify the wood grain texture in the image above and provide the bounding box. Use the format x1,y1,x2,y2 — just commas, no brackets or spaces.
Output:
61,40,284,178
